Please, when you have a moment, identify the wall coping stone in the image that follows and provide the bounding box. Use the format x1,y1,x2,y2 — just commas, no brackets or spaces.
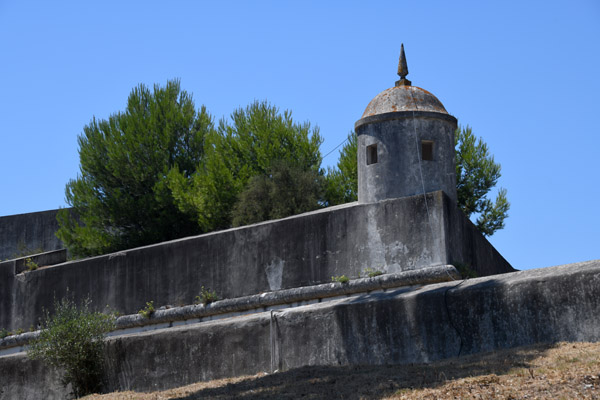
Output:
0,264,459,354
0,249,67,275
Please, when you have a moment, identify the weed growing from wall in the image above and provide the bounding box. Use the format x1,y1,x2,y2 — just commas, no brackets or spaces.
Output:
28,296,115,398
331,275,350,284
452,261,478,279
363,267,383,278
138,301,155,319
24,257,39,271
195,286,218,305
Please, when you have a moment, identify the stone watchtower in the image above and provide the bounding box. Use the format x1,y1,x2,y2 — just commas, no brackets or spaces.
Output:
355,45,458,203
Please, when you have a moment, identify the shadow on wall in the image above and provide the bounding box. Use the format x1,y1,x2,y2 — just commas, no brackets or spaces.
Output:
169,342,558,400
322,278,476,369
445,269,600,355
331,285,463,366
329,261,600,375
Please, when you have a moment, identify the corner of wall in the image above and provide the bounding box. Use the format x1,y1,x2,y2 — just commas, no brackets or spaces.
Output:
440,192,514,277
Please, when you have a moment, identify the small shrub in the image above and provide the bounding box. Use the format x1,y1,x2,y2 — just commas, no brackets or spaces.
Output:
14,328,25,335
453,261,478,279
0,328,11,339
25,257,39,271
28,296,115,398
138,301,155,319
363,267,383,278
331,275,350,284
195,286,218,305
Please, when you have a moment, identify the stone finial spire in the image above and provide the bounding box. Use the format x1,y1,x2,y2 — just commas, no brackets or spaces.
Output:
395,44,411,86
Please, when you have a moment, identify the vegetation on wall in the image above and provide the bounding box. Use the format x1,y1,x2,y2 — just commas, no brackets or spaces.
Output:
28,296,115,398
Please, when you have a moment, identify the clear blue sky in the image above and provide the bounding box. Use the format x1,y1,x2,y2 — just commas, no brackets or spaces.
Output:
1,0,598,270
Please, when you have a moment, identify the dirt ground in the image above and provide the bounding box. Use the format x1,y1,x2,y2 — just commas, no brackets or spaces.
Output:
84,341,600,400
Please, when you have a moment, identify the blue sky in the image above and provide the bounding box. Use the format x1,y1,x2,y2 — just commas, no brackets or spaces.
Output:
1,0,598,270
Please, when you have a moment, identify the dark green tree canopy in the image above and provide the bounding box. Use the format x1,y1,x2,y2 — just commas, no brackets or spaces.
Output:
57,79,213,256
169,100,324,230
232,160,324,227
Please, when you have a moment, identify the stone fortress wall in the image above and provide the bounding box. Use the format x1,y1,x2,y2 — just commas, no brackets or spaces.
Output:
1,258,599,399
1,194,599,400
0,209,64,261
0,191,512,333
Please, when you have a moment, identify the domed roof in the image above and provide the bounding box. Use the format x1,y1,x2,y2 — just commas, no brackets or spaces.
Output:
361,85,448,118
359,44,448,119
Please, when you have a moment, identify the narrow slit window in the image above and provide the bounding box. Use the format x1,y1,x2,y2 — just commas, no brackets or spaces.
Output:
421,140,434,161
366,144,378,165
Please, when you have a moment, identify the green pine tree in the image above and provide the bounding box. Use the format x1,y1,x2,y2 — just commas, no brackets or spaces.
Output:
455,125,509,236
168,100,325,230
57,79,214,257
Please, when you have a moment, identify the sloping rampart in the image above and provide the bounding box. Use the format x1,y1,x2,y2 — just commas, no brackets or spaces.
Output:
0,260,597,399
0,191,513,332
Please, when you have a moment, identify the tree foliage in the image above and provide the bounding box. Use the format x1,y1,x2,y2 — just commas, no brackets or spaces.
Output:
169,100,324,229
232,160,324,226
455,125,509,236
57,80,213,257
28,297,115,398
324,131,358,206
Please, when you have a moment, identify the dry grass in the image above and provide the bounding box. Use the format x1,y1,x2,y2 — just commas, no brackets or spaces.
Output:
84,341,600,400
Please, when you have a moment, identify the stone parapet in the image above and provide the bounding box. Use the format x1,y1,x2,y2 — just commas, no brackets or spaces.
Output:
0,265,461,355
0,192,513,332
0,260,597,399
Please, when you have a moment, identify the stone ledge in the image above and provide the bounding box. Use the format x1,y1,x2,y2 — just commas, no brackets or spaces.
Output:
0,264,459,354
0,249,67,275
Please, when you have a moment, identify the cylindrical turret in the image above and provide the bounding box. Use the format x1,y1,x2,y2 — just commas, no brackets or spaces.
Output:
355,45,457,203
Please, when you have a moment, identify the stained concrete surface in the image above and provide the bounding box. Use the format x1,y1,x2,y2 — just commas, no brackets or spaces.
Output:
0,265,461,354
0,260,597,399
0,192,512,332
0,209,64,261
356,112,457,204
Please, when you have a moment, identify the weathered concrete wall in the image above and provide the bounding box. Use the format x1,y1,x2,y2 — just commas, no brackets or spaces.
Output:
1,260,597,399
0,209,64,261
356,111,458,203
0,265,461,355
0,192,512,332
0,249,67,276
0,356,65,400
443,195,513,277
